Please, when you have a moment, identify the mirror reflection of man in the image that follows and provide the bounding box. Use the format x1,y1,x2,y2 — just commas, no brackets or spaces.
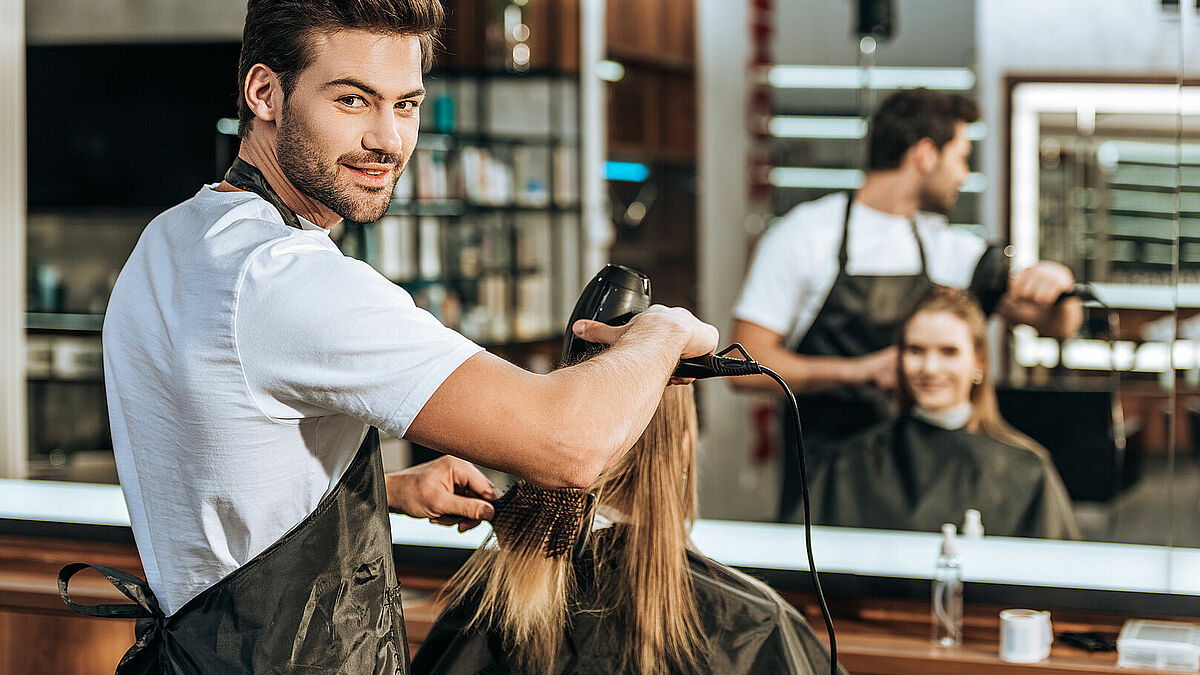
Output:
730,88,1082,521
81,1,718,671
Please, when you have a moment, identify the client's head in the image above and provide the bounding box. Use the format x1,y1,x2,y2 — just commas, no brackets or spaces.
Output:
897,285,1044,456
441,381,705,674
898,285,989,414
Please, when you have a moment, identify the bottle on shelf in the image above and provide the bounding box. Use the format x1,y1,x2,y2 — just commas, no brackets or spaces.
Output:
932,523,964,648
433,91,455,135
963,509,984,539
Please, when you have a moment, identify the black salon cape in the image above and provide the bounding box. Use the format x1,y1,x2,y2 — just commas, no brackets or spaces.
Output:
412,543,843,674
796,415,1081,540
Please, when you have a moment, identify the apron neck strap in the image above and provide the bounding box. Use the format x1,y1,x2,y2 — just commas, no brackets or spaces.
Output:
840,191,930,276
223,158,304,231
909,218,928,274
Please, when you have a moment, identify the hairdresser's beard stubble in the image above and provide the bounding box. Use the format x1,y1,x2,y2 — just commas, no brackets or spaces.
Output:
917,180,959,218
276,108,404,224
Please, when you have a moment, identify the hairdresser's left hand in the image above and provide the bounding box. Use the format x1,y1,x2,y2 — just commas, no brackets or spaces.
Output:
386,456,500,532
1006,261,1075,307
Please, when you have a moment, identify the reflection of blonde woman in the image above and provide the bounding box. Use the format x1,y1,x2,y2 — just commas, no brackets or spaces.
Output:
804,286,1081,540
413,384,842,675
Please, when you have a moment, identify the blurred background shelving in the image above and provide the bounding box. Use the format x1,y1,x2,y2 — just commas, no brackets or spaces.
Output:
19,0,609,481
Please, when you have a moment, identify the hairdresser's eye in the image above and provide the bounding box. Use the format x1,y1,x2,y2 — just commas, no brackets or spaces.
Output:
396,100,419,112
941,347,959,357
337,95,367,108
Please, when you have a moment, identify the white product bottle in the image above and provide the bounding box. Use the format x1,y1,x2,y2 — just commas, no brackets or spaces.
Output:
932,523,964,647
963,509,984,539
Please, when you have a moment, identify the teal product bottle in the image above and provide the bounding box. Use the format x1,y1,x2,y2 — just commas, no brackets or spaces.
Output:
433,92,455,135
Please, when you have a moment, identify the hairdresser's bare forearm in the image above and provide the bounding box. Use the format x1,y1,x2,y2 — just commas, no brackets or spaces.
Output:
546,315,690,472
406,320,688,488
729,320,860,394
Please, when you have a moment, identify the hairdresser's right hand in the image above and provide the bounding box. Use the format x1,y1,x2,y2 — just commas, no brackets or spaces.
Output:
856,345,898,390
571,304,719,359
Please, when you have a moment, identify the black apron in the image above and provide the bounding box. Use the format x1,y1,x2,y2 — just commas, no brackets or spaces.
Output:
779,192,933,521
60,159,408,674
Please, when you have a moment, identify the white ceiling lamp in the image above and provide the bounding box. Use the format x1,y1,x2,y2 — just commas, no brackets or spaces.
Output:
596,59,625,83
769,167,988,192
769,116,986,140
768,116,866,139
763,65,976,91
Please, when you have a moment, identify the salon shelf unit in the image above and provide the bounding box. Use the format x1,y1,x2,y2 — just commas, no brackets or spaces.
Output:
337,68,582,356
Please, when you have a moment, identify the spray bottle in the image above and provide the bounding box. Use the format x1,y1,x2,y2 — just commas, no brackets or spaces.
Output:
932,523,963,647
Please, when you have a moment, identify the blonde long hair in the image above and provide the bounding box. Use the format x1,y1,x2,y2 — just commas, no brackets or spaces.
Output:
897,285,1045,457
439,384,707,674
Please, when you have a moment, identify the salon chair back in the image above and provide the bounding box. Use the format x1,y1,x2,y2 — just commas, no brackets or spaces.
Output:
996,387,1130,502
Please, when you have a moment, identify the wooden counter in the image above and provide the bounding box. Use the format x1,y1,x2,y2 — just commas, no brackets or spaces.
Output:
0,535,1172,674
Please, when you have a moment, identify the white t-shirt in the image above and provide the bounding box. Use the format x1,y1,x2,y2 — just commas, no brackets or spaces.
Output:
733,191,988,348
103,186,482,615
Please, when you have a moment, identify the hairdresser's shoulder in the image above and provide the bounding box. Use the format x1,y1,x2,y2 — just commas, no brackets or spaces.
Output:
766,191,847,241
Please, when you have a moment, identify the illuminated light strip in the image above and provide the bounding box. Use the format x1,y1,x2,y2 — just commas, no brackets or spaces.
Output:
769,167,987,192
766,65,975,91
1103,140,1200,166
769,116,986,141
1013,335,1200,372
604,161,650,182
216,118,239,136
768,116,866,138
596,59,625,83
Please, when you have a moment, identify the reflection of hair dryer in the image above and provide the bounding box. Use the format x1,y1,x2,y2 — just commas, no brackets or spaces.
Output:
1059,283,1102,305
562,264,762,379
965,247,1102,312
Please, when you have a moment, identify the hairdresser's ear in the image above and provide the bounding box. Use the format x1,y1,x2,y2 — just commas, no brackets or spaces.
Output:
909,137,939,175
243,63,283,125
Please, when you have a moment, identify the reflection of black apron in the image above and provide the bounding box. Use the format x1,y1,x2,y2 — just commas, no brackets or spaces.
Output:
60,160,408,674
779,192,933,521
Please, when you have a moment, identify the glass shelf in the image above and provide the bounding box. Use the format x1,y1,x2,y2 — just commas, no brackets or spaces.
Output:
25,313,104,332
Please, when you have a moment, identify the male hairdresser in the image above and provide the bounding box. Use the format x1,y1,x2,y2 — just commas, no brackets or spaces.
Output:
59,1,717,672
730,88,1082,522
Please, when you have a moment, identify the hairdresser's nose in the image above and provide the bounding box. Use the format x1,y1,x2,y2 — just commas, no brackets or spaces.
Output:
363,110,403,157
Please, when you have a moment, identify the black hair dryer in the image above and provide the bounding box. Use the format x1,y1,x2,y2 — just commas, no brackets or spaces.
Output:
562,264,762,379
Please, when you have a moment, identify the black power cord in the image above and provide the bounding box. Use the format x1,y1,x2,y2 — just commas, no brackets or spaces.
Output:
683,344,837,674
760,364,838,675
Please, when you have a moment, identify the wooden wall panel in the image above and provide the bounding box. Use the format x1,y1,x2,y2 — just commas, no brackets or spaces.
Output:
662,73,695,159
606,0,662,57
437,0,579,73
662,0,695,63
607,67,660,151
0,609,134,675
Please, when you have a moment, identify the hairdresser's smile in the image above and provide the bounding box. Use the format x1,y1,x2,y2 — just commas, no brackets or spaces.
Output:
341,162,396,188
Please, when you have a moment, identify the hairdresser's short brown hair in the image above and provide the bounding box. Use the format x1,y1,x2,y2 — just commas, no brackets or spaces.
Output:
866,88,980,171
236,0,444,137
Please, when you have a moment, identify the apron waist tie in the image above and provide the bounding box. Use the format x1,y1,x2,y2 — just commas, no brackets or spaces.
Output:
59,562,165,672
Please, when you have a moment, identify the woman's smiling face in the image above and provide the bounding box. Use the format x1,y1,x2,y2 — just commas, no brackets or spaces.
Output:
901,309,980,412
